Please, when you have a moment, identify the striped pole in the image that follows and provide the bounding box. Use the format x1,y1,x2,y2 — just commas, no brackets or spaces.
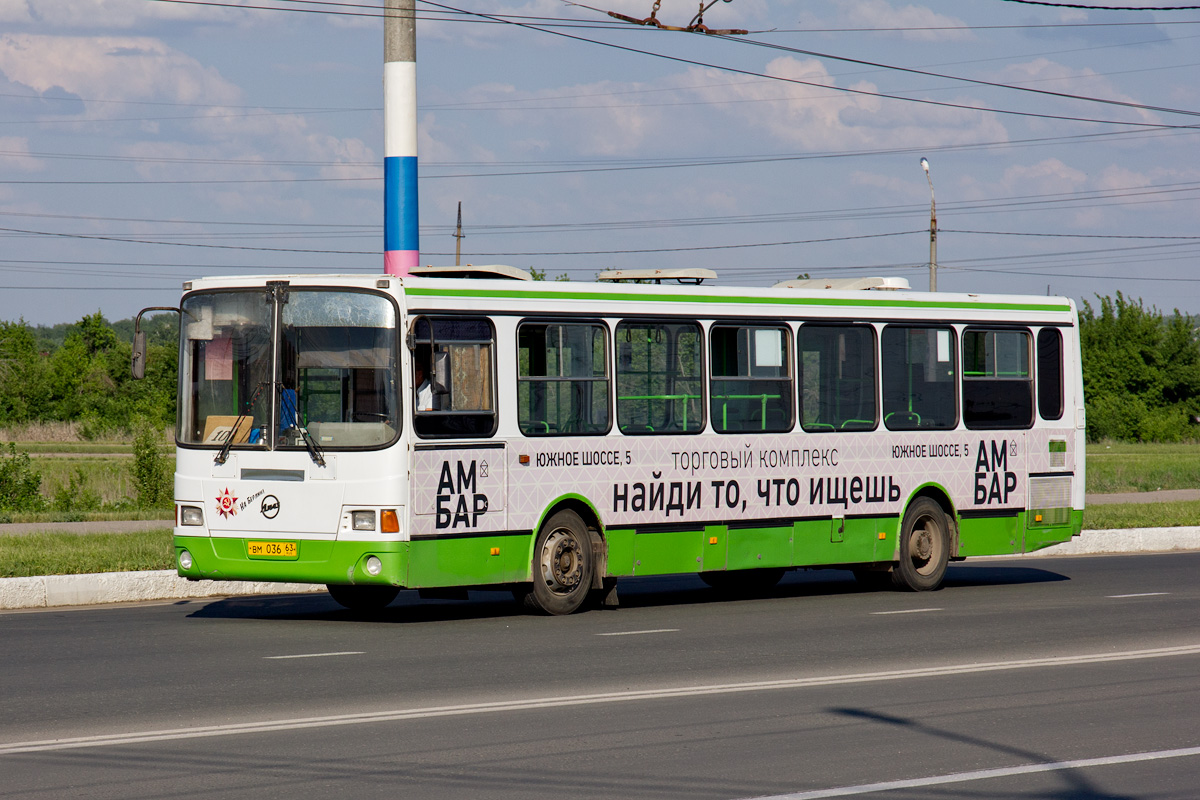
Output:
383,0,418,276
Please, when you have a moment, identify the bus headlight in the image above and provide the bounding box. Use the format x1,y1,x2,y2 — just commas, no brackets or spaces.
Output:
180,506,204,526
179,550,194,570
352,511,376,531
365,556,383,576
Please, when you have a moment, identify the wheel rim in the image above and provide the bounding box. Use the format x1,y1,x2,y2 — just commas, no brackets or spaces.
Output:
539,529,584,595
907,513,944,576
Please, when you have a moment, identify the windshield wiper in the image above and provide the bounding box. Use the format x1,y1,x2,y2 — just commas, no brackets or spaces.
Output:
215,382,266,465
280,385,325,467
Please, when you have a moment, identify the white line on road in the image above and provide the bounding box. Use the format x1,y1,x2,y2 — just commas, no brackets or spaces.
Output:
3,643,1199,756
263,651,365,660
596,629,680,636
739,745,1200,799
1107,592,1169,598
869,608,942,616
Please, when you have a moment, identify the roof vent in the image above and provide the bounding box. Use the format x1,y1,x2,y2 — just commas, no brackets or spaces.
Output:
773,277,910,291
408,264,532,281
597,268,717,285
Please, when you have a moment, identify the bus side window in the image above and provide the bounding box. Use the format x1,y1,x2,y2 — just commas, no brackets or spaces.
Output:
710,324,793,433
882,326,957,431
798,324,876,433
518,321,610,436
615,321,704,434
963,328,1033,430
1037,328,1064,421
411,317,497,438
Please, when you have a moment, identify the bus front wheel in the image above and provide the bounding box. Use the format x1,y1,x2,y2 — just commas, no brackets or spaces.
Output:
522,510,594,615
891,498,949,592
326,584,400,611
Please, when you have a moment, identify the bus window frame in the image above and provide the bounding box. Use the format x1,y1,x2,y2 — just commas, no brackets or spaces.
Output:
516,317,613,437
708,321,795,434
797,321,879,434
961,325,1035,431
408,314,500,440
614,317,706,436
881,323,960,432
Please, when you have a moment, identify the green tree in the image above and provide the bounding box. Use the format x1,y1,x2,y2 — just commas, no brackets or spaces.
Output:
1080,293,1200,442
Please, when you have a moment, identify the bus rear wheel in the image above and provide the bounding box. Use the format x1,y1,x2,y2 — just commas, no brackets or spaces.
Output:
522,510,594,615
891,498,949,592
326,584,400,611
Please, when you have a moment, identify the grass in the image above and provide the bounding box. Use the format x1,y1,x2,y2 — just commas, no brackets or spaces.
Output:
0,529,174,578
1086,442,1200,494
1083,500,1200,531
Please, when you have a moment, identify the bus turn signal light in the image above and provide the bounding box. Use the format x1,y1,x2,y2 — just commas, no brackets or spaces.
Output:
381,509,399,533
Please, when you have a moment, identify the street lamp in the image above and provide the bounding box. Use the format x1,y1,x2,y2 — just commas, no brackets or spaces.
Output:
920,157,937,292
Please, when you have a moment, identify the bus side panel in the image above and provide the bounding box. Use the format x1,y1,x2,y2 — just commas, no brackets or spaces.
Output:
632,529,705,576
955,512,1023,556
727,524,792,570
406,534,531,588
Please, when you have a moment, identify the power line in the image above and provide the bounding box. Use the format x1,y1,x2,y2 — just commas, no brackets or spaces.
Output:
995,1,1200,9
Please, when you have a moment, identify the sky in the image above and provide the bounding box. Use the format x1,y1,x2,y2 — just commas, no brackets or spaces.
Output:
1,0,1199,325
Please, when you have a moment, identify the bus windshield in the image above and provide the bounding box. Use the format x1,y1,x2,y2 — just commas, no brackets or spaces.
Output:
178,288,399,451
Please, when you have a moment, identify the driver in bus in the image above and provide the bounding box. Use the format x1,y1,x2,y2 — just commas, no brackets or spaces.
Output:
414,359,435,411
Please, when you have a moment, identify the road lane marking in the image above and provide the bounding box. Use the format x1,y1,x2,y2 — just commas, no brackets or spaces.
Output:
739,745,1200,799
264,651,365,660
596,629,680,636
1107,592,1168,598
870,608,942,616
3,643,1199,756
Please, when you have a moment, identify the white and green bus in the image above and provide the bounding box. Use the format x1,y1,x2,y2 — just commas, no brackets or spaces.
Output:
136,267,1084,613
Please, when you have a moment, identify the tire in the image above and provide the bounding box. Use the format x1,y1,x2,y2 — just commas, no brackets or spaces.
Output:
699,568,785,596
891,497,950,591
523,510,594,615
326,584,400,611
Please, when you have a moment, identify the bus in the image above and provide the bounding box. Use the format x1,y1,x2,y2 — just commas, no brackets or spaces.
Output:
134,266,1084,614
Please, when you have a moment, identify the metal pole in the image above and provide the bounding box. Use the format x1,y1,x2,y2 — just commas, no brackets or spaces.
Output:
920,157,937,292
384,0,418,276
454,201,464,266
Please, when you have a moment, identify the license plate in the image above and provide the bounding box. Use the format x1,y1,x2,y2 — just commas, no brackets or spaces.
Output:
247,540,298,559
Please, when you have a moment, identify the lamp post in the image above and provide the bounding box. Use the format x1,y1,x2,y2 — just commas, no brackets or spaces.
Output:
920,157,937,292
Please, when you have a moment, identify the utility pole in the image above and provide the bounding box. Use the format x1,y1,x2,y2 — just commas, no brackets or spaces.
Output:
920,157,937,292
454,201,464,266
383,0,418,276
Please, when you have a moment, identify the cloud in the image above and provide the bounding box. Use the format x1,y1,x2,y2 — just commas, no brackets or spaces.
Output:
690,57,1008,151
0,34,243,108
996,58,1160,126
0,137,42,171
837,1,972,42
0,0,264,29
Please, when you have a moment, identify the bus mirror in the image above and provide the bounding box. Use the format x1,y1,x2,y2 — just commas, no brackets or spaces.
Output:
431,350,450,394
131,305,182,381
131,330,147,380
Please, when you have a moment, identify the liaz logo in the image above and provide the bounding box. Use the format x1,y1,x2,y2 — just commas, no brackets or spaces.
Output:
215,488,238,518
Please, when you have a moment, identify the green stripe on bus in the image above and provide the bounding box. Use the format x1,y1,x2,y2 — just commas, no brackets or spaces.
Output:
405,286,1072,313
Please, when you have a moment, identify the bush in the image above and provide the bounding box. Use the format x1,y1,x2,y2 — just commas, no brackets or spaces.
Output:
131,421,172,509
50,466,102,513
0,443,47,512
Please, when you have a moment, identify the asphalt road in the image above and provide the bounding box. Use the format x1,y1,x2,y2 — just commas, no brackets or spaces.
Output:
2,553,1198,800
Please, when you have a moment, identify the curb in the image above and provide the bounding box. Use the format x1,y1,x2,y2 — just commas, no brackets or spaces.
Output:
0,571,324,610
1,528,1198,610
